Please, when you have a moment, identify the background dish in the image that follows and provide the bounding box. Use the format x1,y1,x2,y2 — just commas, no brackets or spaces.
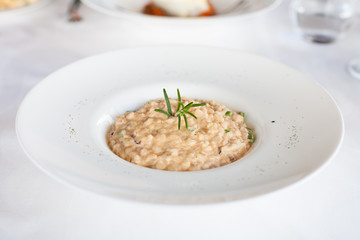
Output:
0,0,52,17
16,46,343,204
81,0,282,23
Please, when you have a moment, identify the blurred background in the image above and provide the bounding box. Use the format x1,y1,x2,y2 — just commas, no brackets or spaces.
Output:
1,0,360,239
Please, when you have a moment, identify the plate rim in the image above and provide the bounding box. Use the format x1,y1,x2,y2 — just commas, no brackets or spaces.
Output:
81,0,283,23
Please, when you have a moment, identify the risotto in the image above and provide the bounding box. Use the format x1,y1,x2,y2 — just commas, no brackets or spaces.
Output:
106,90,254,171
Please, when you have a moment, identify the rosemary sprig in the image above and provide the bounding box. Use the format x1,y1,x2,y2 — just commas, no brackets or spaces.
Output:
163,88,172,116
154,109,171,116
154,88,206,130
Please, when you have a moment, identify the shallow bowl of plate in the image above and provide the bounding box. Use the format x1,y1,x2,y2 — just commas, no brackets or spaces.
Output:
16,46,344,204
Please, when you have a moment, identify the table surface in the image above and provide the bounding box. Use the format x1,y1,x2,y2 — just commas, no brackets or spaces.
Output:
1,0,360,239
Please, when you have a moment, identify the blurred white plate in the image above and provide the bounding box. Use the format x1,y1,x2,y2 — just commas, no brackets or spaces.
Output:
16,46,343,204
0,0,52,17
82,0,281,23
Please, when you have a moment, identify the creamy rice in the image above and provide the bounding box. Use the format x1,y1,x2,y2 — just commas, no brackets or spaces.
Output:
106,98,254,171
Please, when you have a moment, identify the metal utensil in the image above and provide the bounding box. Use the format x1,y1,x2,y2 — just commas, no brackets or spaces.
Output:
68,0,82,22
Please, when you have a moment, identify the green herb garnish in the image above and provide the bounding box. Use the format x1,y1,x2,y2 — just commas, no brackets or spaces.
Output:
154,109,171,116
225,129,231,133
246,127,253,132
155,88,206,130
246,127,255,143
225,111,232,117
163,88,172,116
248,133,255,143
239,112,245,117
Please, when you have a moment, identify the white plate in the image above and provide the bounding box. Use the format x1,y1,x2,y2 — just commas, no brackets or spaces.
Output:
16,46,343,204
0,0,52,17
82,0,281,24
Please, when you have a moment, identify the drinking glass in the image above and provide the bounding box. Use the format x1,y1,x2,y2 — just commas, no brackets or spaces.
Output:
347,10,360,80
292,0,355,43
348,57,360,79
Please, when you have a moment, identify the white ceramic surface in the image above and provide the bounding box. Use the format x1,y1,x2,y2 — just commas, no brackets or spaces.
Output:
16,46,343,204
81,0,281,23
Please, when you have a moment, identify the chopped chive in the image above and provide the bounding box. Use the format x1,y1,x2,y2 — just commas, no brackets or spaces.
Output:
248,133,255,143
246,127,253,132
239,112,245,117
225,111,232,117
225,129,230,132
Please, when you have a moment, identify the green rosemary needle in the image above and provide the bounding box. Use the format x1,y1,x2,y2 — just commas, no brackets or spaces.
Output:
154,88,206,130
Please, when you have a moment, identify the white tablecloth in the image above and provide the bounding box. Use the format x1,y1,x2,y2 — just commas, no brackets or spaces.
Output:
1,0,360,239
